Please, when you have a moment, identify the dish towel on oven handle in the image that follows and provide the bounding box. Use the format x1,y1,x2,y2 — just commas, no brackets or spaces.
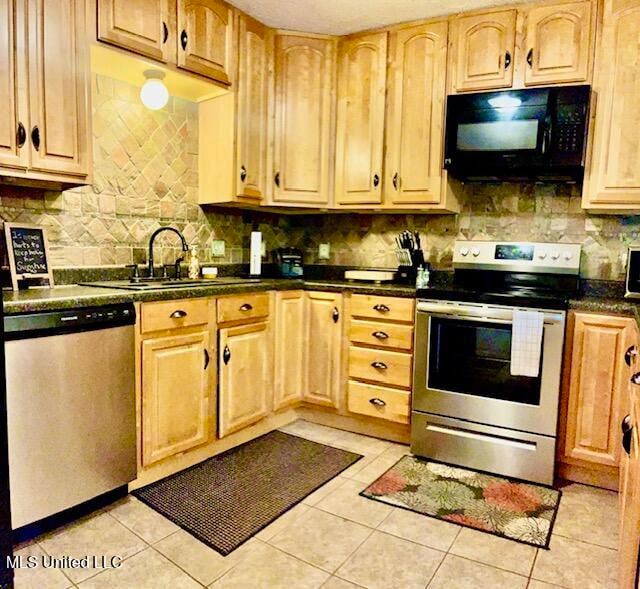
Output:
510,309,544,377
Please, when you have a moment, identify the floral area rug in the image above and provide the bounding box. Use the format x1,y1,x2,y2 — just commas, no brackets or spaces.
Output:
361,455,561,549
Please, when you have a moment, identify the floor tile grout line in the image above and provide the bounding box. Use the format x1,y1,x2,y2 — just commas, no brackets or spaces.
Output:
550,530,618,551
146,542,208,588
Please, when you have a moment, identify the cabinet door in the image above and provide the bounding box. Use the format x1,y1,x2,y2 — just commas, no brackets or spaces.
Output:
26,0,90,178
176,0,234,85
236,15,268,200
0,0,28,171
303,291,342,408
97,0,174,62
564,313,635,467
272,34,336,205
452,10,516,92
584,0,640,210
335,32,387,205
620,366,640,589
141,331,212,466
523,1,593,86
273,291,305,410
385,21,448,205
219,322,270,437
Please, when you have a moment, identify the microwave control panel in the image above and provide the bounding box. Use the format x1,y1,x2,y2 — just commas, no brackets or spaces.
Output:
555,103,587,154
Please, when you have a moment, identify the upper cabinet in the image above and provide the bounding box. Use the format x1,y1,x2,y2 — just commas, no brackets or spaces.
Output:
97,0,174,62
334,32,387,206
0,0,91,186
451,9,517,92
198,14,269,205
522,1,593,86
176,0,234,84
385,21,449,206
449,0,595,93
271,33,336,207
583,0,640,211
97,0,234,85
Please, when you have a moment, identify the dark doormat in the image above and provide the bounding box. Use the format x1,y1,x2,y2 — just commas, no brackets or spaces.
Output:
133,430,362,555
361,455,561,549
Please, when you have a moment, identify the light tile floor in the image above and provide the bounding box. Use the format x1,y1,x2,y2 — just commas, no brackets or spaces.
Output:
13,420,620,588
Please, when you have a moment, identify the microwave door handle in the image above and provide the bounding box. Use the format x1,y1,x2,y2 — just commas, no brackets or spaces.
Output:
541,117,552,156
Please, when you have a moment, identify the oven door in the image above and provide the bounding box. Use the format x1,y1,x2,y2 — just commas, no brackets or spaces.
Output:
412,300,566,436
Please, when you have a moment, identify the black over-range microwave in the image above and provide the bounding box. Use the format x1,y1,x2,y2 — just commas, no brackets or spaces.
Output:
443,85,591,182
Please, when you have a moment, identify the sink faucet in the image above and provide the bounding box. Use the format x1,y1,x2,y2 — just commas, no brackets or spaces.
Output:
147,226,189,279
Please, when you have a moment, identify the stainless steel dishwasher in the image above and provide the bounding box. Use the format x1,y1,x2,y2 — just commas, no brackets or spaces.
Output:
4,303,137,529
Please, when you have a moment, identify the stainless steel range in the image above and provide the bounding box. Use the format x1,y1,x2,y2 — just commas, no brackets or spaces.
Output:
411,241,581,485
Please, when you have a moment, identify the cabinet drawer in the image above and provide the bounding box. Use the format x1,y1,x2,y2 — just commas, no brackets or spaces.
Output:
349,319,413,350
141,299,210,334
348,381,410,424
217,293,269,324
348,346,412,388
350,295,414,323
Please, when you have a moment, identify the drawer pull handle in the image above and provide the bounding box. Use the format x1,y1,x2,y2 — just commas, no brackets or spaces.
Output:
170,309,187,319
369,397,386,407
372,331,389,340
373,304,390,313
371,361,387,370
622,415,633,455
240,303,253,311
631,372,640,386
625,345,638,366
223,345,231,365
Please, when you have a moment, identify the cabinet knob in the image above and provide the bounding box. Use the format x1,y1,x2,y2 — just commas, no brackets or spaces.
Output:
180,29,188,50
239,303,253,311
240,165,247,182
373,304,390,313
622,415,633,455
504,51,512,69
170,309,187,319
162,21,169,44
223,345,231,365
274,171,280,187
371,361,388,370
631,372,640,386
373,173,380,188
372,331,389,340
526,48,533,68
625,345,638,366
332,306,339,323
204,348,210,370
392,173,399,190
16,122,26,148
369,397,386,407
30,125,40,151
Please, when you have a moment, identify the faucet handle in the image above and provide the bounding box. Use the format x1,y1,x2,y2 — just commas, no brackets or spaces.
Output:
126,264,140,281
174,256,184,280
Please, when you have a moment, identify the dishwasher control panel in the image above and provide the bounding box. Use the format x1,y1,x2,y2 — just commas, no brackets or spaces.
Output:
4,303,136,339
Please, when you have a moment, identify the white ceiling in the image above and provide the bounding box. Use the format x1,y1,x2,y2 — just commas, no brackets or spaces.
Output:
230,0,519,35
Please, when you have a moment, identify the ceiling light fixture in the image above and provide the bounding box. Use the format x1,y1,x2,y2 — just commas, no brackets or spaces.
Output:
140,70,169,110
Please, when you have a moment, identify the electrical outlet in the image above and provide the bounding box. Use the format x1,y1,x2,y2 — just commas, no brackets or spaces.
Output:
261,241,266,257
211,240,225,257
318,243,330,260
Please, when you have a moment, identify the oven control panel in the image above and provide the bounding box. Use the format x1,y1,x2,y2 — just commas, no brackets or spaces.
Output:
453,241,581,274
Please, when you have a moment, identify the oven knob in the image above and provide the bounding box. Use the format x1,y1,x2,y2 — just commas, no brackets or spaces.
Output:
564,251,573,261
538,251,547,260
460,247,469,257
551,251,560,260
471,247,480,257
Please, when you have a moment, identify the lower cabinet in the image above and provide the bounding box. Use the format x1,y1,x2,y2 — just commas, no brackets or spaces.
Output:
559,311,637,488
218,321,271,437
141,329,213,467
302,291,343,409
273,291,305,410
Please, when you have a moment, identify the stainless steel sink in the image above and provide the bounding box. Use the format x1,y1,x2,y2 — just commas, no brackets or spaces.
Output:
80,277,261,291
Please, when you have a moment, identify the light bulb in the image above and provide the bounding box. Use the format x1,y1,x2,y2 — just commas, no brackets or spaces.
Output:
140,70,169,110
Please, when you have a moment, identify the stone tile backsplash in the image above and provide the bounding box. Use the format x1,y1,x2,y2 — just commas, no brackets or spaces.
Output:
0,75,638,280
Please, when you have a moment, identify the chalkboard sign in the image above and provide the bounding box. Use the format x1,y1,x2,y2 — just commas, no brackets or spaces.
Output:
4,223,54,290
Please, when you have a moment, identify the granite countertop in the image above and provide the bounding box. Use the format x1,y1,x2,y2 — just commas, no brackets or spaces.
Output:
2,278,417,315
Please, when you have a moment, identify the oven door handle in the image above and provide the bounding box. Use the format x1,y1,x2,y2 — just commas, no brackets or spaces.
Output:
425,424,537,451
419,311,560,327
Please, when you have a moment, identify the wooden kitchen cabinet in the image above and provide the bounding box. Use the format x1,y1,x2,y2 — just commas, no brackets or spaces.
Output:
218,321,271,437
176,0,234,85
450,9,517,92
334,31,387,206
273,291,305,410
384,21,449,206
559,312,637,489
583,0,640,211
522,0,593,86
198,13,269,205
97,0,174,62
303,291,342,408
271,33,336,206
0,0,91,185
141,330,213,466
